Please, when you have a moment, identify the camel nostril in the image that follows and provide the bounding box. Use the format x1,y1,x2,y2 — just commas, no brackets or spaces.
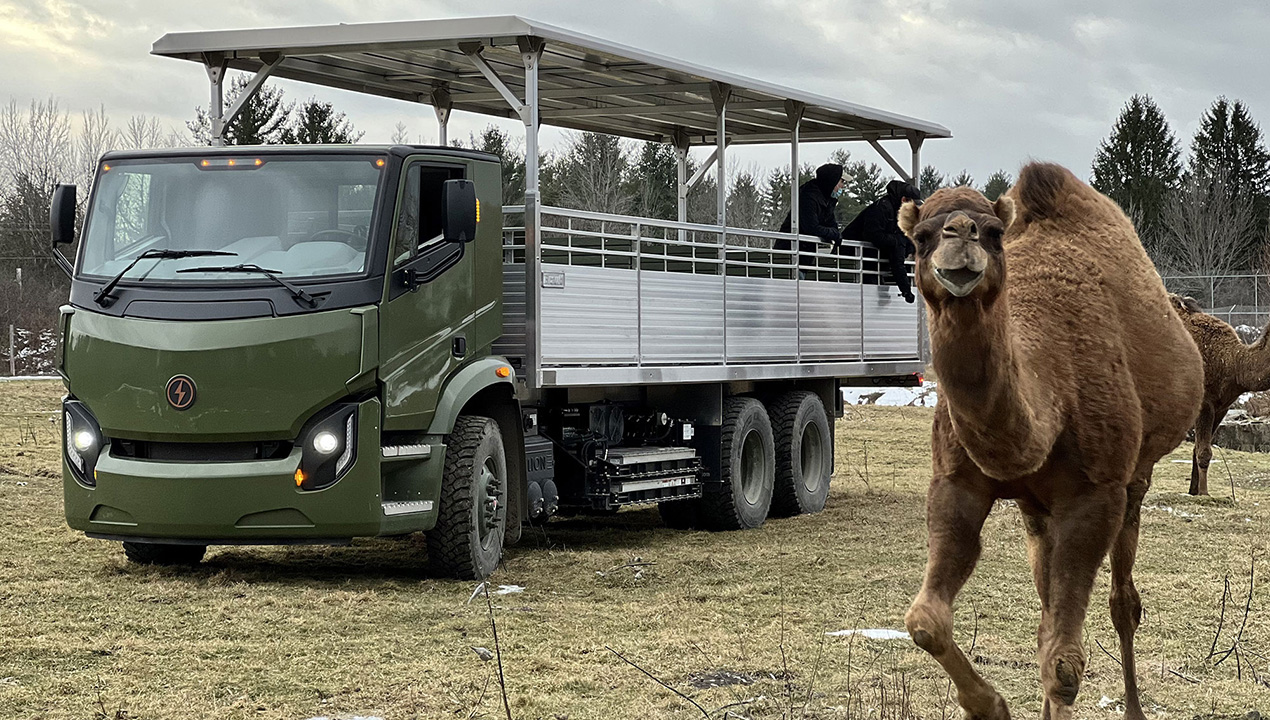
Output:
969,222,978,236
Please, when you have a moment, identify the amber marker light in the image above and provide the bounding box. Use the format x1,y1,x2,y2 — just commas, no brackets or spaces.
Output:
375,158,386,168
254,158,263,166
227,159,236,167
294,468,307,487
200,159,210,167
475,198,481,223
496,366,512,378
101,164,111,173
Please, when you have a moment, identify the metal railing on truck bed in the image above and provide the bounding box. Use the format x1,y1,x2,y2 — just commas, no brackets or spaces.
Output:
495,206,922,387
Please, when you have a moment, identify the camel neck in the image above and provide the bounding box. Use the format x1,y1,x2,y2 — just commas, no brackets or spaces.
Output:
929,297,1060,479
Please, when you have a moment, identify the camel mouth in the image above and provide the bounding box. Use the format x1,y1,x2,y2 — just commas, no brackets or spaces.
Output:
933,267,984,297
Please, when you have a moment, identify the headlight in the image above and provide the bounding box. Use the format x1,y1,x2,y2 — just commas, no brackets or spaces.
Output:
63,400,103,486
73,430,96,453
296,404,358,491
312,431,340,455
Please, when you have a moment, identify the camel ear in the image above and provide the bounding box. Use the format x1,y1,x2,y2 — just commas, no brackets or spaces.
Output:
897,201,920,237
993,195,1016,230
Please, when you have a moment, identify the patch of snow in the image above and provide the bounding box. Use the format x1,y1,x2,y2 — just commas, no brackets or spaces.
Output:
0,375,59,382
494,585,524,595
1143,504,1202,520
841,381,938,407
825,628,911,640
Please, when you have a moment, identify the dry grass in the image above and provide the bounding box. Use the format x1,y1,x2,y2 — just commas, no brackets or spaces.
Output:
0,380,1267,719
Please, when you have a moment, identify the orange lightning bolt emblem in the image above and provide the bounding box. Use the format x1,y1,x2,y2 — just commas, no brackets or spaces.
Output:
166,376,197,410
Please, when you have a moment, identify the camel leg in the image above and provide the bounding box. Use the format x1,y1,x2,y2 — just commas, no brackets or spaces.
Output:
1189,406,1215,496
1019,507,1056,719
1109,476,1150,720
1039,482,1127,719
905,474,1009,719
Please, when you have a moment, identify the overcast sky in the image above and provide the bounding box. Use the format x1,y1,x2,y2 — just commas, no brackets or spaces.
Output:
3,0,1269,186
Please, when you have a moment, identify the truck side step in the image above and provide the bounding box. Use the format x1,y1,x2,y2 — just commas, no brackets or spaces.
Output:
382,500,434,516
382,444,432,460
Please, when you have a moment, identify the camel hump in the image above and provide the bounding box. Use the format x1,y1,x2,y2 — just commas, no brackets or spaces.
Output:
1013,162,1082,221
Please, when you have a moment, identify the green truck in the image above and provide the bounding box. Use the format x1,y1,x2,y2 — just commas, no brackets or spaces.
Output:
54,18,946,579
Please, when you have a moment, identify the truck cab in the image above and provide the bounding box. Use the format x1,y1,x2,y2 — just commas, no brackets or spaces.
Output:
57,145,523,578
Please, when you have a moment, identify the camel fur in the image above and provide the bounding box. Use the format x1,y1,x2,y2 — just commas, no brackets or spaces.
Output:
1168,294,1270,495
896,163,1203,719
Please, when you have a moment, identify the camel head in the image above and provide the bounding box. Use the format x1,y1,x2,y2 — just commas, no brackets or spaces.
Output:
898,186,1015,303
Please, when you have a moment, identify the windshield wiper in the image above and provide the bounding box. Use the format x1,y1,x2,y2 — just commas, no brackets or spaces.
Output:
177,263,318,308
95,249,237,307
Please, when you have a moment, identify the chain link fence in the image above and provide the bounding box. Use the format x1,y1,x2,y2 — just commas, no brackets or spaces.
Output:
1162,273,1270,337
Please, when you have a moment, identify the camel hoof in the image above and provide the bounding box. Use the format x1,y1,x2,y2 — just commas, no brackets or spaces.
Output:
1053,658,1081,705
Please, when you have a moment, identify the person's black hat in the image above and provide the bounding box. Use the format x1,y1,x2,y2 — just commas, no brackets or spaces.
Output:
815,163,844,193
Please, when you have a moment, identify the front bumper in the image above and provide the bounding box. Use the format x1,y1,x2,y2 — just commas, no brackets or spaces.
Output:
63,399,444,542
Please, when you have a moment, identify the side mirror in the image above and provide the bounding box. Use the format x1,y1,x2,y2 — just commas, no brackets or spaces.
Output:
50,184,77,247
49,184,77,277
442,179,478,243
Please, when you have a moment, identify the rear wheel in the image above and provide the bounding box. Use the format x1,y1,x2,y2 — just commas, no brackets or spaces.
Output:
428,416,508,580
122,542,206,566
702,397,774,530
770,391,833,516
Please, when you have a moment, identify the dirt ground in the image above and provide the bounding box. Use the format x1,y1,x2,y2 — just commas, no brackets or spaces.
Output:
0,379,1266,719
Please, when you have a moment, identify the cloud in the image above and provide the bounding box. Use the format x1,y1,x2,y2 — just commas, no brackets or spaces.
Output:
1,0,1268,186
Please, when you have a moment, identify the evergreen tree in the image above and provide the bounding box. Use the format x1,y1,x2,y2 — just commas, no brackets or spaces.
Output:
549,132,631,214
464,125,526,206
1189,97,1270,193
981,170,1013,201
281,99,362,144
949,170,975,187
918,165,945,198
1090,95,1182,251
188,75,292,146
727,168,766,231
625,141,678,220
761,163,814,229
1188,97,1270,259
837,159,886,224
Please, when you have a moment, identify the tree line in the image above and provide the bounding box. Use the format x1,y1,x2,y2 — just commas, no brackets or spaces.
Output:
5,72,1248,373
1090,94,1270,277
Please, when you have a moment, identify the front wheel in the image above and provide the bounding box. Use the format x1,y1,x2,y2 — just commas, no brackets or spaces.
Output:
122,542,206,566
428,416,508,580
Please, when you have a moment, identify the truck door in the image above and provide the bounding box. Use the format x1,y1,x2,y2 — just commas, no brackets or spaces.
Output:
379,159,474,431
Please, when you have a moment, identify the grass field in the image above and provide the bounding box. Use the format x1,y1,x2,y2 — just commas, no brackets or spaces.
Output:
1,379,1267,719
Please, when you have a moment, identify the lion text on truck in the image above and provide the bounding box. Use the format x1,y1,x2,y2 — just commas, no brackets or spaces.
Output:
52,17,948,578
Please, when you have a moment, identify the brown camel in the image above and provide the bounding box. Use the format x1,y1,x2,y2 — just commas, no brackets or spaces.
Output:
897,164,1202,719
1167,294,1270,495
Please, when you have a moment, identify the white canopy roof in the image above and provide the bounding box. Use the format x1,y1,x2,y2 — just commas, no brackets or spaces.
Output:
152,15,951,147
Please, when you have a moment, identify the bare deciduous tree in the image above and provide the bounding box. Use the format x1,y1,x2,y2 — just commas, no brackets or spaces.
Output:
1158,173,1263,277
0,97,74,194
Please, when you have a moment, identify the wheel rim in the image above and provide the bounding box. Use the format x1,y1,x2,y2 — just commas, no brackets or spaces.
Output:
476,458,504,551
800,420,826,492
739,428,766,504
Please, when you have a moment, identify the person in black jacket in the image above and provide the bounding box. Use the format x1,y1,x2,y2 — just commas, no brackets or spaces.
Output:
776,163,845,273
842,179,922,303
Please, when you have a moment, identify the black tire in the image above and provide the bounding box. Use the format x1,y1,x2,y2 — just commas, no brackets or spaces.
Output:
702,397,775,530
428,416,508,580
122,542,206,566
770,391,833,516
658,498,701,530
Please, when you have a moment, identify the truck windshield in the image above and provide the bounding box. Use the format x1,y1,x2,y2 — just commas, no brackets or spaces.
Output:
78,156,383,282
